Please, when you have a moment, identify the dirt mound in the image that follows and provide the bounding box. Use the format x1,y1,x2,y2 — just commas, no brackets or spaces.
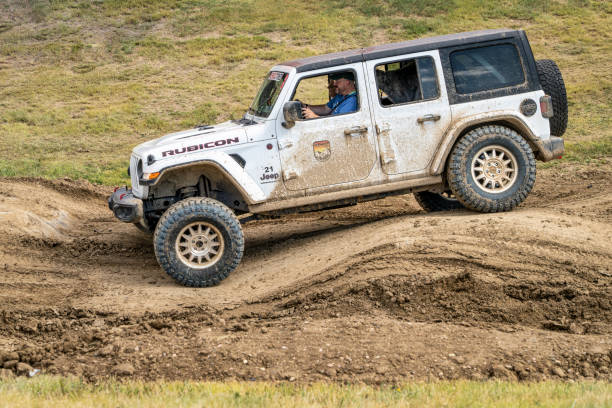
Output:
0,162,611,382
265,271,610,333
0,177,109,239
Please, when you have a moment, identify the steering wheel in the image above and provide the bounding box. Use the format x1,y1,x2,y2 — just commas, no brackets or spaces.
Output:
293,100,305,119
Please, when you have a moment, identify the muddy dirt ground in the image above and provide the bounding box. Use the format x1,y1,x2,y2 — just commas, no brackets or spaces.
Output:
0,162,611,383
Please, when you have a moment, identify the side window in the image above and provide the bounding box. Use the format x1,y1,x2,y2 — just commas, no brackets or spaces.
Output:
292,71,360,118
293,75,331,106
450,44,525,94
375,56,439,107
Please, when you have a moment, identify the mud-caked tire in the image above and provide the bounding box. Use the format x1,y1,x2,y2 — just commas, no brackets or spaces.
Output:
414,191,464,212
447,125,536,213
153,197,244,287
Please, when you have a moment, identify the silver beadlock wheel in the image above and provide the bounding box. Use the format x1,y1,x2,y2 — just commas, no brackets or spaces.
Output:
176,222,224,268
471,145,518,194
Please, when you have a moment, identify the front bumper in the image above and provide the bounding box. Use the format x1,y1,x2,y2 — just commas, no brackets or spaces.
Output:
108,187,144,224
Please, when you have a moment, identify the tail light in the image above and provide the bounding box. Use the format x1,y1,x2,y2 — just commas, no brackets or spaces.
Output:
540,95,554,118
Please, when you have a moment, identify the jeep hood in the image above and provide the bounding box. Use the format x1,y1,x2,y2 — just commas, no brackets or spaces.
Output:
132,120,247,159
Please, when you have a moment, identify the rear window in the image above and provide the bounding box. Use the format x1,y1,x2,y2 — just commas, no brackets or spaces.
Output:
450,44,525,94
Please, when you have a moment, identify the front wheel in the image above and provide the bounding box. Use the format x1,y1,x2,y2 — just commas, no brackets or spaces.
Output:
447,125,536,213
153,197,244,287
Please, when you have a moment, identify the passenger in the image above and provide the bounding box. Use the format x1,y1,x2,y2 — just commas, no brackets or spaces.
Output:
301,72,358,118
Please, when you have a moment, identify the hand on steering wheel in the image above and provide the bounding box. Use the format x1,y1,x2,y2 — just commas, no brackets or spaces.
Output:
302,104,318,119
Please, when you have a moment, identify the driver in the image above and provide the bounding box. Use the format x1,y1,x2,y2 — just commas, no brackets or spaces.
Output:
301,72,358,119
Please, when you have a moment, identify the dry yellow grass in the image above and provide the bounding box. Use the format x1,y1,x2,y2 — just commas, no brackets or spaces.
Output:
0,376,611,407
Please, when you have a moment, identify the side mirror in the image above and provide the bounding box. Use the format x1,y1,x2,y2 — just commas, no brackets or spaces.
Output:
282,101,303,129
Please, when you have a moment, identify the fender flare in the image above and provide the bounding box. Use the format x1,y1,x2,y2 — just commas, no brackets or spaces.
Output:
430,112,555,175
144,151,266,204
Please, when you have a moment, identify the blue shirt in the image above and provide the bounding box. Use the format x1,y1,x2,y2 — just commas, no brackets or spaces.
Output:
326,92,358,115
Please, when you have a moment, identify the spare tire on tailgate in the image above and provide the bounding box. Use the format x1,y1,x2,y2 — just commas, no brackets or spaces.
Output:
535,59,568,137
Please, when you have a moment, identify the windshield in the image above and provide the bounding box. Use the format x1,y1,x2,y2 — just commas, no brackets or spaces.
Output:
248,71,288,118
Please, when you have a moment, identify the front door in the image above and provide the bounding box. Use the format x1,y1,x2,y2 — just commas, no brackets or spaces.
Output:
365,51,451,175
276,64,376,191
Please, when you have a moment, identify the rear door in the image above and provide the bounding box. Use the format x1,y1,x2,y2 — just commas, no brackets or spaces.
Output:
365,51,451,175
275,64,377,191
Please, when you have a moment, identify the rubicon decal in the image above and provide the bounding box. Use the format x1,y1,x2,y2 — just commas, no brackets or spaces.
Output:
162,137,240,157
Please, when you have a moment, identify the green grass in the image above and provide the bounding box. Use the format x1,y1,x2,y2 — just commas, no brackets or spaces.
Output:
564,135,612,161
539,134,611,169
0,0,610,185
0,376,610,407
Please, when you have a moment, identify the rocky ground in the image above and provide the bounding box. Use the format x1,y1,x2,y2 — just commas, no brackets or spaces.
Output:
0,161,610,383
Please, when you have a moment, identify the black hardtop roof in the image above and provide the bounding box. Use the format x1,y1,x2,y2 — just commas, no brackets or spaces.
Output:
281,29,522,73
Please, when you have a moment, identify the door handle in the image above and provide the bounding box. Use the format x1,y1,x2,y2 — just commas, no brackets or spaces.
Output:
283,169,299,181
344,126,368,136
417,114,441,124
277,139,294,150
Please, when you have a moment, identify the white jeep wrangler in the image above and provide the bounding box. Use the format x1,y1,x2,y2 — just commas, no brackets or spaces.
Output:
109,29,567,287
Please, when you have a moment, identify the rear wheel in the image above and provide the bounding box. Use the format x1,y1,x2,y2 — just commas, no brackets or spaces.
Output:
414,191,464,212
447,125,536,213
153,197,244,287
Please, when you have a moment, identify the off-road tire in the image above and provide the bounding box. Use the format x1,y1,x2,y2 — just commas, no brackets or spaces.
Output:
153,197,244,287
414,191,464,212
535,59,567,137
447,125,536,213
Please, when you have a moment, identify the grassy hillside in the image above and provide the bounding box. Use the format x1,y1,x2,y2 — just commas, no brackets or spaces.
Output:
0,0,610,184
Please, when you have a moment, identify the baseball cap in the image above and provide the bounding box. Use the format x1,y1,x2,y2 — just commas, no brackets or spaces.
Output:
329,71,354,81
